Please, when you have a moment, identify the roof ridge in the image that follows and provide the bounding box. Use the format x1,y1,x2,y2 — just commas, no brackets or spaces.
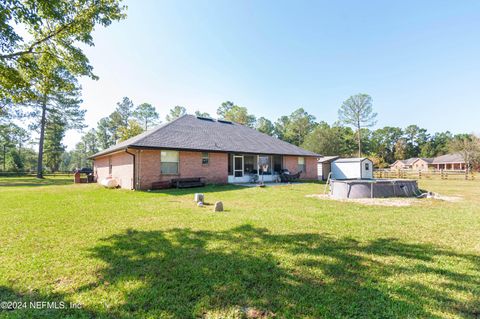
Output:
133,114,190,146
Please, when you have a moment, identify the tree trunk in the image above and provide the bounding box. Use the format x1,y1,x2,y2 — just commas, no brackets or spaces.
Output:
36,97,47,178
357,121,362,158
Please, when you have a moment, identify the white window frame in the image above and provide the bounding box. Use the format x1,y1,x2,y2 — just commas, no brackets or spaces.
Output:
297,157,305,172
161,150,179,175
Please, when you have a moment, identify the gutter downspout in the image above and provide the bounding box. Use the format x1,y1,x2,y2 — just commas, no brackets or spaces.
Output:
125,149,136,190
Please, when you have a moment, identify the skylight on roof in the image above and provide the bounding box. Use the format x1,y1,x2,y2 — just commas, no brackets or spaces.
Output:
217,119,232,124
196,116,214,121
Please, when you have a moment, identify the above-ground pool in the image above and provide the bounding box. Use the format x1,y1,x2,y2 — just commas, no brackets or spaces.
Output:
330,179,419,199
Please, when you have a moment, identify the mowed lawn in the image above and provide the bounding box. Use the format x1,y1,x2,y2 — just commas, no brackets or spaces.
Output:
0,177,479,319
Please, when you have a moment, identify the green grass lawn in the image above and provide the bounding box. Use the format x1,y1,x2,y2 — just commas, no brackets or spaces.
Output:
0,177,479,318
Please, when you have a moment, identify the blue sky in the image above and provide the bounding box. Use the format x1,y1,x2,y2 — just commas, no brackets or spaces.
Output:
67,0,480,149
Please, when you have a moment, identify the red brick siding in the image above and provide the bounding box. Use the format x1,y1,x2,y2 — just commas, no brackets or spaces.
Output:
136,150,228,190
94,151,134,189
178,151,228,184
304,157,318,179
283,155,318,179
137,150,161,189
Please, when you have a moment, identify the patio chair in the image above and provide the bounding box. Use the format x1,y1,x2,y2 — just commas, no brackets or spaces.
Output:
280,170,302,182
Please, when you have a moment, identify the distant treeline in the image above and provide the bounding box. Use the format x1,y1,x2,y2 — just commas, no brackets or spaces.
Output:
2,94,479,172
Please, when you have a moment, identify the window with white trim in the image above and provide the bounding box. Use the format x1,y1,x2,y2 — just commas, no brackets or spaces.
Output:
365,162,370,171
161,150,179,174
297,157,305,172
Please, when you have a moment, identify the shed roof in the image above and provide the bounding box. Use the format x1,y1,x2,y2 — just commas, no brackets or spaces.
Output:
333,157,371,163
90,115,320,158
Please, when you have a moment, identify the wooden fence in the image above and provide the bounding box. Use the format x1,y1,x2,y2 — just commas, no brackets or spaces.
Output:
374,169,476,180
0,171,73,177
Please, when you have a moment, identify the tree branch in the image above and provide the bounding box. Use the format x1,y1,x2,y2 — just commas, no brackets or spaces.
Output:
0,20,74,60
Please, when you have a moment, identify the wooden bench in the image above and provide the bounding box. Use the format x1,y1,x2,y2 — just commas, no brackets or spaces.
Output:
151,180,172,189
171,177,205,188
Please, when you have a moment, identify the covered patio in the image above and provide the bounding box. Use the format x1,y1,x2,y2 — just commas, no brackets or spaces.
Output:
227,153,295,183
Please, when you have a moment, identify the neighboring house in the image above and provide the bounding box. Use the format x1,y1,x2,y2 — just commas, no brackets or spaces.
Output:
89,115,320,190
411,158,433,171
331,158,373,180
431,153,466,170
317,156,339,181
390,158,419,170
389,154,467,171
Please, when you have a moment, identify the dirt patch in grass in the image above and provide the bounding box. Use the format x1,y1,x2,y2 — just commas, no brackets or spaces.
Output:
428,194,463,202
307,193,462,206
306,194,417,206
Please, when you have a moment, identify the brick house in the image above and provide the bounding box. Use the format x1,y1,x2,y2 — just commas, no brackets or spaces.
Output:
390,158,419,170
410,158,434,171
90,115,320,190
389,154,469,171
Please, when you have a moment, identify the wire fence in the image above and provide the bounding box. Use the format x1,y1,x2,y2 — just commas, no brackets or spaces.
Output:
374,169,476,180
0,171,74,177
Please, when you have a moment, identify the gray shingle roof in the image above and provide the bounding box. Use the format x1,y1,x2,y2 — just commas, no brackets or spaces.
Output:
403,158,419,165
416,157,434,164
432,153,465,164
90,115,320,158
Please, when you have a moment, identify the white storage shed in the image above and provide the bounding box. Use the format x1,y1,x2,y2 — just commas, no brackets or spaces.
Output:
331,158,373,180
317,156,339,181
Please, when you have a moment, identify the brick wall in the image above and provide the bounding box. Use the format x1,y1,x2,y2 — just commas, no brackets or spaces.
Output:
94,151,134,189
95,149,316,190
137,149,161,189
136,150,228,190
283,155,318,180
94,156,109,182
304,157,318,179
179,151,228,184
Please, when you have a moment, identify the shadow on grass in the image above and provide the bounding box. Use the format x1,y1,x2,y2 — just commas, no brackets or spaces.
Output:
2,225,479,318
0,177,73,187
